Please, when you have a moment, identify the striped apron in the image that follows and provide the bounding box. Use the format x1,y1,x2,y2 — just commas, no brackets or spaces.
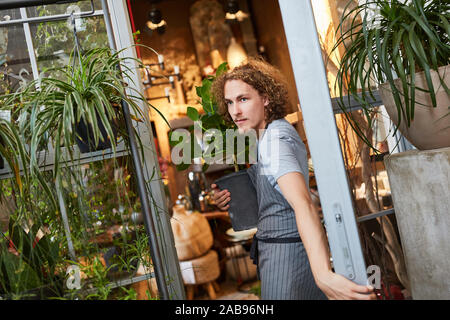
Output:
248,163,328,300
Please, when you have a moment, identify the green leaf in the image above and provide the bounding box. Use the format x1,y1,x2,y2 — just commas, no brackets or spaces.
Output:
186,106,199,121
215,62,228,77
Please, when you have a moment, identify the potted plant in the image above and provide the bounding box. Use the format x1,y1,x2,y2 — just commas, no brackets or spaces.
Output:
333,0,450,299
333,0,449,150
169,63,259,231
14,46,151,179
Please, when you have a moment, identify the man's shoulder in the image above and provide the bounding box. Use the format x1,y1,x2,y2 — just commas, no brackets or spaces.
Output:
267,119,301,142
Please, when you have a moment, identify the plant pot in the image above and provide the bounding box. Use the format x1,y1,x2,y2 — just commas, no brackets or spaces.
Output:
75,112,120,154
214,169,258,231
379,64,450,150
384,147,450,299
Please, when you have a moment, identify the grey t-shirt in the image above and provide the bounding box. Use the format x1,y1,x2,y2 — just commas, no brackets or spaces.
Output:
258,118,309,194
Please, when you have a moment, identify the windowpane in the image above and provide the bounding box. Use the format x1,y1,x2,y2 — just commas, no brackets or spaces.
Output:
1,10,35,94
29,15,108,76
25,0,103,17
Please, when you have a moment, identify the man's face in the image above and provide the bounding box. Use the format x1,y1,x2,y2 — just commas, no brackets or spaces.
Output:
224,79,268,134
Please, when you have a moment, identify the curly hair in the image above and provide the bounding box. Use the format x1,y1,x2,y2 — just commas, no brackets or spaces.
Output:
211,57,290,125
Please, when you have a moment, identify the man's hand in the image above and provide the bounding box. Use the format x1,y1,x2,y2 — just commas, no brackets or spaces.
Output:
210,183,230,211
317,271,377,300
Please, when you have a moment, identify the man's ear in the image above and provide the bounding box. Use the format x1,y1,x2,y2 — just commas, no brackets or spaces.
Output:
262,95,269,107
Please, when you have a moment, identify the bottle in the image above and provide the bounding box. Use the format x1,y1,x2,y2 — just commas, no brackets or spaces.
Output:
186,162,209,212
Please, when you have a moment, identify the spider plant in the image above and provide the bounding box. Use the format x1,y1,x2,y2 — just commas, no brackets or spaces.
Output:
332,0,450,148
0,109,28,195
15,46,153,180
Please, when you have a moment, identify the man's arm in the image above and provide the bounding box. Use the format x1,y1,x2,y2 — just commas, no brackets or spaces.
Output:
277,171,375,300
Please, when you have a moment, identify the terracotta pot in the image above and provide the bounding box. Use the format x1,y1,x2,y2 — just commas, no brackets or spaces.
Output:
379,64,450,150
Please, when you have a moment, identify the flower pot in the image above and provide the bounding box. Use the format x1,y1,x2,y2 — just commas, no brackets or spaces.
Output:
384,147,450,299
379,64,450,150
75,112,120,154
214,169,258,231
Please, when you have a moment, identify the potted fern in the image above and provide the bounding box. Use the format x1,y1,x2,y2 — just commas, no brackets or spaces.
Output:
333,0,449,150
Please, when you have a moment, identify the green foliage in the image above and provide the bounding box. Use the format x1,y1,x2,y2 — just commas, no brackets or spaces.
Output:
0,217,63,299
0,2,166,299
117,287,138,300
170,62,252,172
333,0,450,148
14,46,147,182
249,282,261,297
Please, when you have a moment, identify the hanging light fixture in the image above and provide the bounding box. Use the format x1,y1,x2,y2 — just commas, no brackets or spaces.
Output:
227,37,247,69
146,7,167,34
225,0,249,22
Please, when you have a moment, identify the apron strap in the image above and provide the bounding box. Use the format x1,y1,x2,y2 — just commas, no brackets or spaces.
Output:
249,234,302,279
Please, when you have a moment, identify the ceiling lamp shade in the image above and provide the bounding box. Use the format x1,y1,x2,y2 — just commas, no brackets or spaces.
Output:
146,8,167,34
225,0,248,22
227,37,247,69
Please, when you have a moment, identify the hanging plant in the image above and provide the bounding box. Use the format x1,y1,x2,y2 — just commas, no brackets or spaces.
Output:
14,46,159,180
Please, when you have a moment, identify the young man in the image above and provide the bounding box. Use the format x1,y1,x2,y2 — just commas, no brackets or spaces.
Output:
210,58,376,300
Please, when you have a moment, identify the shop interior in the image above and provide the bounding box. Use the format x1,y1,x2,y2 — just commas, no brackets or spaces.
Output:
126,0,394,299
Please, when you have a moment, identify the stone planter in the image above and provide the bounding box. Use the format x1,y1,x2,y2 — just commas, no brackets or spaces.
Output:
384,147,450,299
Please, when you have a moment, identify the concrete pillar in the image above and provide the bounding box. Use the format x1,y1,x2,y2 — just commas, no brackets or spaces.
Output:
384,147,450,299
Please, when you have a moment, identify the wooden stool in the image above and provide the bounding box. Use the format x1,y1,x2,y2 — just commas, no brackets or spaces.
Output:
185,280,220,300
179,250,221,300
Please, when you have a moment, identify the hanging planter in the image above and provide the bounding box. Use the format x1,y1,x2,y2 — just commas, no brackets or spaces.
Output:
75,108,121,154
379,64,450,150
15,47,150,177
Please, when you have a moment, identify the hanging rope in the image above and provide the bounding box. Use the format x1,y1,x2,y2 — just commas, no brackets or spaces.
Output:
68,11,84,80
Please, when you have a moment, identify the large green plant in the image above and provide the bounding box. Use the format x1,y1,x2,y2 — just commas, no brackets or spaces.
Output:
0,43,165,299
170,62,254,172
15,46,152,180
333,0,450,147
